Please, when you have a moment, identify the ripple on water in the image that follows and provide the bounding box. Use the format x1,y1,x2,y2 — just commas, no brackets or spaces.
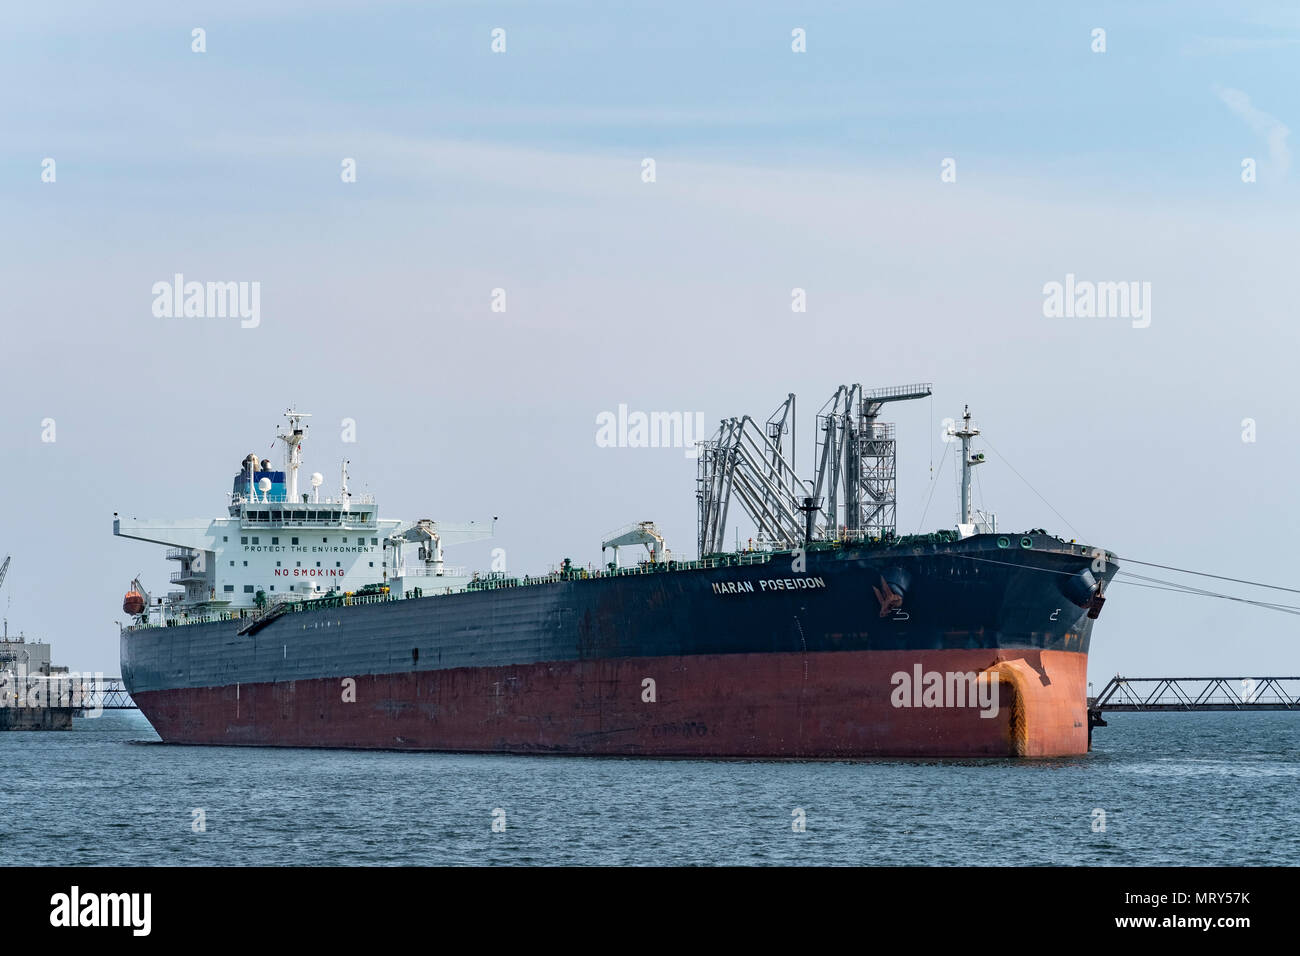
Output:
0,710,1295,865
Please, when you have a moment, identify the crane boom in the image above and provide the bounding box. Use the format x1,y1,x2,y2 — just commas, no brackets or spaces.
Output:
602,521,670,567
860,382,932,411
388,519,494,577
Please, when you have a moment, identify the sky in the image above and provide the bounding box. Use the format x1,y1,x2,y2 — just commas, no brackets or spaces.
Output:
1,1,1298,681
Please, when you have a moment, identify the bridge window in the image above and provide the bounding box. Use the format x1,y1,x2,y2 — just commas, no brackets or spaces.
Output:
291,537,299,545
243,585,254,593
272,537,279,545
241,537,248,544
223,585,234,593
252,537,259,545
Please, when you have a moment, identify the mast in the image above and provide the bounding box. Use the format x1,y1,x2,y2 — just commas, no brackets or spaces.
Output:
950,405,984,527
278,409,311,502
0,555,9,639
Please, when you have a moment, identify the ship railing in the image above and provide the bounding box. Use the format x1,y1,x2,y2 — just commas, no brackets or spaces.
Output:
230,493,376,505
395,566,468,578
165,547,196,561
168,569,206,584
126,550,798,632
240,518,380,529
651,551,777,572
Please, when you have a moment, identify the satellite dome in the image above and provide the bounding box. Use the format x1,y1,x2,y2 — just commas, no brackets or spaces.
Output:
258,477,272,492
310,473,323,487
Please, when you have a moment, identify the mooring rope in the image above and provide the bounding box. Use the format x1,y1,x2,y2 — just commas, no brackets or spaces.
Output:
947,552,1300,617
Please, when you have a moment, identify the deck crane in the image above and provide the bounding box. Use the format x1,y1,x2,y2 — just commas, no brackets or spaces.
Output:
602,521,671,568
387,519,495,578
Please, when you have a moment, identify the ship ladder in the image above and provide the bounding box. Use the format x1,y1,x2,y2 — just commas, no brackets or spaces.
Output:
236,601,290,636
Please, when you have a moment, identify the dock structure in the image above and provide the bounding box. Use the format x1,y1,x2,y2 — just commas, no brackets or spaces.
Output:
0,675,137,729
1087,675,1300,743
84,677,137,710
0,705,77,730
1090,675,1300,712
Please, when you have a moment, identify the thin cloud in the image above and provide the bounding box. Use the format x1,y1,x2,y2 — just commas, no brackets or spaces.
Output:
1216,86,1291,178
1182,36,1299,55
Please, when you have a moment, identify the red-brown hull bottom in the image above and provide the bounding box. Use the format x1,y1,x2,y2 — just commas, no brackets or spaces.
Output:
133,649,1092,758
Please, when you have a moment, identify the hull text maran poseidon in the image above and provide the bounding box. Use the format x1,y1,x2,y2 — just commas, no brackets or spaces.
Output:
117,392,1116,758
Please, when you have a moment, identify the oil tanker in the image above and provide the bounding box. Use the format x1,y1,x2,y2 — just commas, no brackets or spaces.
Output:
116,389,1116,758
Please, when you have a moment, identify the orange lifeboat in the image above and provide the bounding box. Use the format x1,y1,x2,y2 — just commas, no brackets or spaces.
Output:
122,590,146,616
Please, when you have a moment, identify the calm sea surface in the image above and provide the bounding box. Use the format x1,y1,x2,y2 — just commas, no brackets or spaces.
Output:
1,710,1295,866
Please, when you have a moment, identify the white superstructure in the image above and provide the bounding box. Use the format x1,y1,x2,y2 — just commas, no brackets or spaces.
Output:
115,409,492,623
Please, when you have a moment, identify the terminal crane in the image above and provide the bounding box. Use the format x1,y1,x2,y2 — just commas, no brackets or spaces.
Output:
697,383,932,554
